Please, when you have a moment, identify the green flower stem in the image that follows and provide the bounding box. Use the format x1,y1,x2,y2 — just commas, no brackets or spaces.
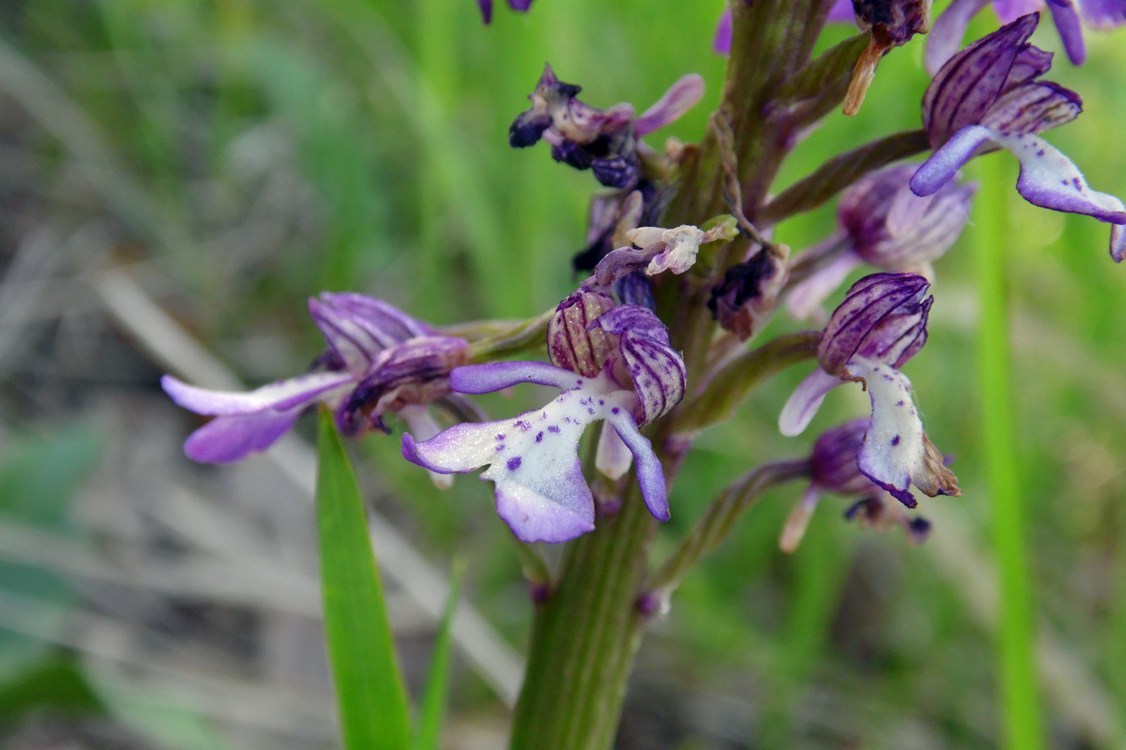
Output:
973,156,1045,749
646,459,810,596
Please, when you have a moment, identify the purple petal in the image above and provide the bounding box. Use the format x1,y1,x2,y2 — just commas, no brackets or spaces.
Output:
311,293,431,374
995,0,1047,22
477,0,493,23
779,368,842,437
924,14,1040,145
508,0,533,10
450,361,581,394
595,305,686,423
1047,0,1087,64
1078,0,1126,28
161,371,351,416
926,0,991,75
607,410,669,522
713,9,732,54
817,273,931,374
183,410,301,463
634,75,705,137
911,124,995,196
980,81,1081,134
785,251,862,321
828,0,858,21
993,131,1126,222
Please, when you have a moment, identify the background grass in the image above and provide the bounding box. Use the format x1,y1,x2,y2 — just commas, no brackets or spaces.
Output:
0,1,1124,748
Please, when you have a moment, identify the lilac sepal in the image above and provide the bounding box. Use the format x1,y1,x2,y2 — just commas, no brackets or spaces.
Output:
810,418,875,495
311,293,430,375
713,10,732,54
451,361,581,394
402,369,668,542
1080,0,1126,27
926,0,990,76
634,75,705,137
1048,0,1087,63
161,371,352,416
778,368,842,437
594,305,686,423
183,411,302,464
786,251,861,322
817,273,931,375
911,125,994,195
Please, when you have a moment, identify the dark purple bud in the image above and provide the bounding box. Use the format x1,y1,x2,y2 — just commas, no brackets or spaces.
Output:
615,272,656,310
817,272,931,376
548,291,619,378
592,154,639,189
337,336,469,436
810,419,877,495
839,164,976,268
707,244,789,341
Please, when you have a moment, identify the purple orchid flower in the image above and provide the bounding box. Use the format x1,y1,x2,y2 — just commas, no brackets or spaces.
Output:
927,0,1126,71
910,14,1126,261
787,163,976,320
402,294,686,544
162,293,469,473
477,0,532,25
713,0,855,55
780,419,932,552
508,65,704,189
779,273,961,508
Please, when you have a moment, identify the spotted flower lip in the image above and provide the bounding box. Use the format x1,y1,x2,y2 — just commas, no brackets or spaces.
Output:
401,302,685,544
910,14,1126,261
779,273,960,508
162,293,468,466
787,164,975,320
926,0,1126,72
508,64,704,189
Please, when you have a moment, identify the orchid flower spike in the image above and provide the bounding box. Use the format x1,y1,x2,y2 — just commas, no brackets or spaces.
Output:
162,294,469,482
927,0,1126,72
508,64,704,189
911,14,1126,261
779,273,961,508
781,419,933,552
787,163,976,320
402,291,686,544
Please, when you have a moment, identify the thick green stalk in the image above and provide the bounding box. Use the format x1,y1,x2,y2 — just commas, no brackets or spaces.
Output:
973,156,1044,750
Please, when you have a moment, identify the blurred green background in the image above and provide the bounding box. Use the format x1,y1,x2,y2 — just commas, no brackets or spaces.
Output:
1,1,1124,748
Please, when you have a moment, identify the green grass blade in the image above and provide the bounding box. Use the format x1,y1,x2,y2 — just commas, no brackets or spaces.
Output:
316,408,412,750
972,155,1044,750
413,561,465,750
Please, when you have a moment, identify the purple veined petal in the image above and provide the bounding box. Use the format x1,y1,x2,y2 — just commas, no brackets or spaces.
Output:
183,410,302,464
992,131,1126,225
924,14,1040,143
161,371,352,417
713,9,732,55
607,409,670,522
477,0,493,23
995,0,1047,22
817,273,931,373
595,422,633,480
911,124,995,196
981,81,1082,134
634,74,705,137
311,293,432,374
779,368,843,437
1079,0,1126,28
786,251,862,322
848,358,926,508
595,305,686,423
927,0,990,73
450,361,581,395
828,0,858,21
1047,0,1088,63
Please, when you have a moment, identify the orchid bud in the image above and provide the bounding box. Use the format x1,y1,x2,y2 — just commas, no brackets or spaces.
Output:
548,291,620,378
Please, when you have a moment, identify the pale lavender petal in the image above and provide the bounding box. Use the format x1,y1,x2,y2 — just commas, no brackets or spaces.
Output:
607,410,669,522
927,0,991,74
450,361,581,394
786,251,862,321
493,466,595,543
401,420,503,474
780,486,822,553
183,410,301,464
713,9,732,54
995,0,1046,22
911,124,994,196
1047,0,1087,64
161,372,351,416
980,81,1081,134
779,368,842,437
1079,0,1126,28
399,405,453,489
849,357,926,507
993,131,1126,222
634,75,705,137
595,422,632,480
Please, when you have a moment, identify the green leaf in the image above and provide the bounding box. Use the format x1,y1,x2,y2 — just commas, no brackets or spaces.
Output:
412,561,464,750
316,408,412,750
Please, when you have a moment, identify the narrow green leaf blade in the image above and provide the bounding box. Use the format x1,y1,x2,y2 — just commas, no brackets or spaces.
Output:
316,408,412,750
413,562,464,750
